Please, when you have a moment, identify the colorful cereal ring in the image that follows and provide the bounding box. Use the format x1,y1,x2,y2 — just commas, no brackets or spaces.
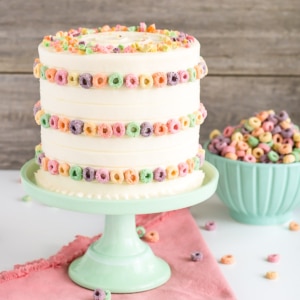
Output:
124,74,139,88
139,74,153,88
152,72,167,87
93,73,108,88
166,166,179,179
124,169,139,184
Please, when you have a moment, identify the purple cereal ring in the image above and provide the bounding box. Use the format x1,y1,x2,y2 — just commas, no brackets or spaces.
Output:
208,143,219,154
153,167,166,182
276,111,289,122
83,167,96,182
281,128,294,138
95,169,110,183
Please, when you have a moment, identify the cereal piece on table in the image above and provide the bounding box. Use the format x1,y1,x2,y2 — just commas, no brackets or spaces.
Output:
220,254,235,265
265,271,278,280
204,221,216,231
136,226,146,238
93,288,111,300
267,254,280,263
143,230,159,242
191,251,204,261
289,221,300,231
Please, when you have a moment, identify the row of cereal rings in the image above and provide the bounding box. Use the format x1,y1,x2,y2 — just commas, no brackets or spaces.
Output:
33,58,205,89
35,147,205,184
33,102,206,138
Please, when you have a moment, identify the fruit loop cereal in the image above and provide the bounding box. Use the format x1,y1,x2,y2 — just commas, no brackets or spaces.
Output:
220,254,235,265
289,221,300,231
208,110,300,164
265,271,278,280
267,254,280,263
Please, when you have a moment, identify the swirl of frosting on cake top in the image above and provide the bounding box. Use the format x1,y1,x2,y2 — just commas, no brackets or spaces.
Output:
41,23,197,54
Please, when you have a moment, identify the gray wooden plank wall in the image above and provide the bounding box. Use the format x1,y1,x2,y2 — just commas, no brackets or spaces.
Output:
1,0,300,169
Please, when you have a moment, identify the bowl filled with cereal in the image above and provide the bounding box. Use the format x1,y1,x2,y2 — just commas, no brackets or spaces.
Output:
205,110,300,225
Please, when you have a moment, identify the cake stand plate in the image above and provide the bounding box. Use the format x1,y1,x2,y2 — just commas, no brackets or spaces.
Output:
21,159,219,293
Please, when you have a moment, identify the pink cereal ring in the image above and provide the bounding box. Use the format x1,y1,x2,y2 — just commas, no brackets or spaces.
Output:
236,150,246,158
98,123,113,138
262,121,274,132
258,143,271,153
178,70,189,83
167,119,181,134
47,160,59,175
221,145,236,156
49,115,59,129
112,122,125,137
243,154,256,163
125,74,139,88
178,162,189,177
223,126,235,137
205,221,216,231
267,254,280,263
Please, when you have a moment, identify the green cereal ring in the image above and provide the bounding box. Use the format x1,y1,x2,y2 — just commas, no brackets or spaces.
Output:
243,120,254,132
267,150,279,162
187,68,197,81
40,65,48,80
69,165,83,181
292,150,300,162
136,226,146,238
139,169,153,183
247,135,259,147
108,72,123,88
193,156,200,170
126,122,140,137
188,113,196,127
40,113,51,128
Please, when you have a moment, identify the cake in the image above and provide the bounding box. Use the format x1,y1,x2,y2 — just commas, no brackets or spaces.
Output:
32,23,208,200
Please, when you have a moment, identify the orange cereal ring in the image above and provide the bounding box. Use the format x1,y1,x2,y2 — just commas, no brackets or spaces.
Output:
220,254,235,265
194,64,203,79
45,68,57,82
93,73,108,88
224,152,238,160
110,170,124,184
236,141,249,151
273,133,283,144
179,116,190,130
152,72,167,87
58,163,70,176
124,169,139,184
41,157,49,171
186,158,195,173
143,230,159,243
33,63,42,78
265,271,278,280
153,122,168,136
278,143,292,155
57,118,70,132
295,141,300,148
256,111,269,121
166,166,179,179
289,221,300,231
252,127,264,137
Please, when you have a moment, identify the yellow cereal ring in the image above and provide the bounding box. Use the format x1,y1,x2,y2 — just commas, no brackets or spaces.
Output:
33,63,42,78
280,120,291,129
209,129,221,140
293,132,300,142
83,122,97,136
34,109,45,125
283,154,295,163
110,170,124,184
139,74,153,88
58,163,70,176
179,116,190,130
252,147,264,159
231,132,243,142
194,110,204,125
166,166,179,179
259,132,272,143
248,117,261,129
186,158,195,173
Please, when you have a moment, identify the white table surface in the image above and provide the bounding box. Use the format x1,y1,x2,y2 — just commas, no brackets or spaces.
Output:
1,169,300,300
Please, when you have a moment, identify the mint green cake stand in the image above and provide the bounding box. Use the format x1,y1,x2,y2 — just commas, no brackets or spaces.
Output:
21,159,218,293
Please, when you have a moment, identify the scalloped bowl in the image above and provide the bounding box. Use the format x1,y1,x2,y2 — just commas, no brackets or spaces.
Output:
205,143,300,225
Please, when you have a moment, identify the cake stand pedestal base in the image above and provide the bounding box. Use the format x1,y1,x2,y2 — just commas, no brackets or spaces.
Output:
21,159,219,293
69,214,170,293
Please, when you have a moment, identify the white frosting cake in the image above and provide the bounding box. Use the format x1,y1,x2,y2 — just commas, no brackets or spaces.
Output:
32,23,208,200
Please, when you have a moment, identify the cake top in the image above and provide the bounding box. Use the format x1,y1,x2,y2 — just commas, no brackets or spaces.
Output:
41,23,197,54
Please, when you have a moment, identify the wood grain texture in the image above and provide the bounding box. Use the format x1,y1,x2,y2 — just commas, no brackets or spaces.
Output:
0,0,300,75
1,0,300,169
1,74,300,169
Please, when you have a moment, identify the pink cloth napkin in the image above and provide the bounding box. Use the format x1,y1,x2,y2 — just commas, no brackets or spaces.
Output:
0,208,236,300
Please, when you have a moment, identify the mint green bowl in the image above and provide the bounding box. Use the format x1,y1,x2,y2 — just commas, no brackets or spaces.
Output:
205,143,300,225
